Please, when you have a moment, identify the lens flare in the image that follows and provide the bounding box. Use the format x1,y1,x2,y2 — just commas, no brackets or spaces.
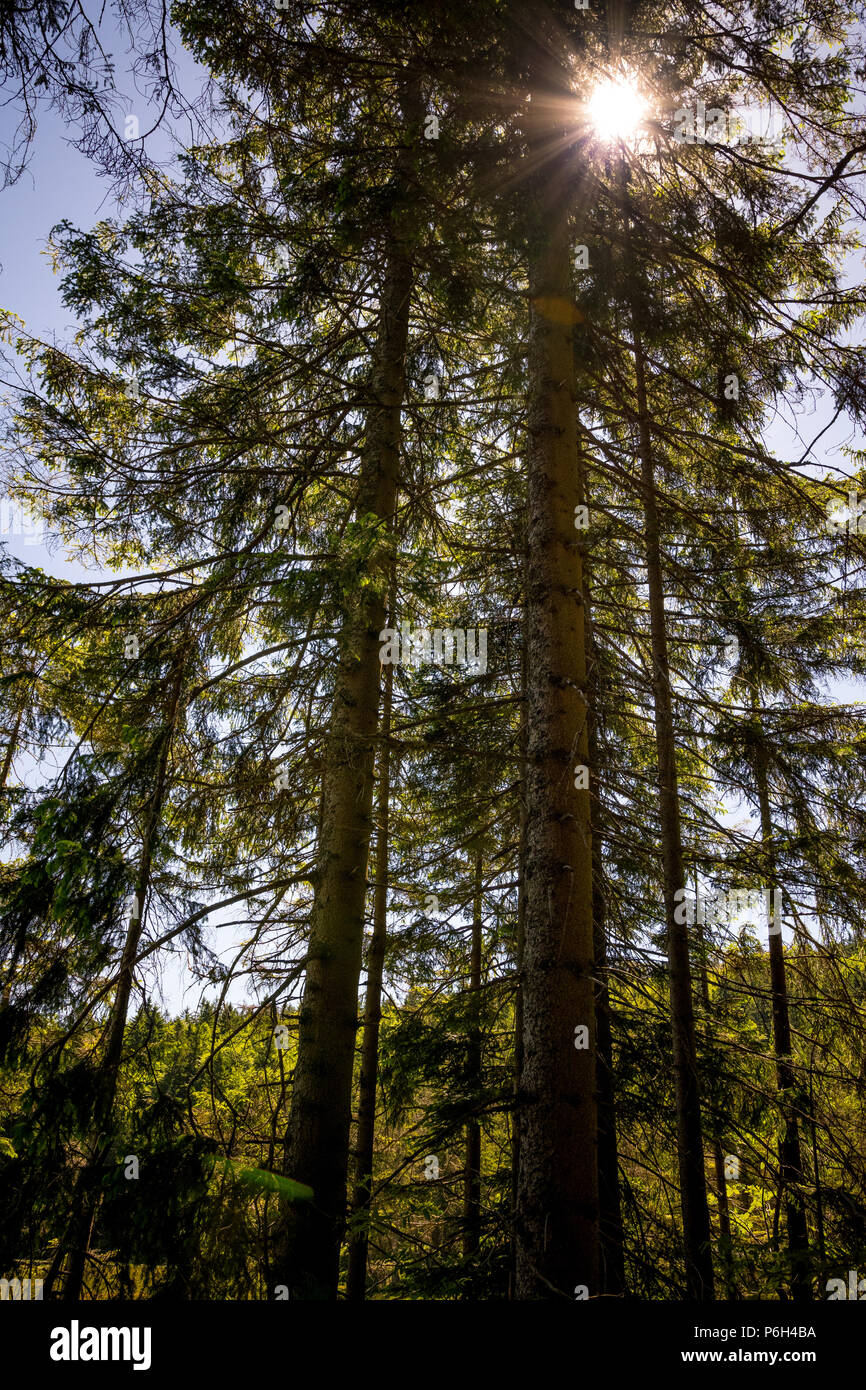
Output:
587,78,647,141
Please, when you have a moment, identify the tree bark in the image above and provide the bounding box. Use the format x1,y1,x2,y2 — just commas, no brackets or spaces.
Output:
509,568,528,1299
752,726,811,1301
516,201,599,1297
345,655,393,1302
463,845,483,1260
632,319,714,1300
585,584,626,1296
694,890,735,1296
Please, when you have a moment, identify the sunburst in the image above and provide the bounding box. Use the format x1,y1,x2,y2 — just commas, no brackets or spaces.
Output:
587,77,647,142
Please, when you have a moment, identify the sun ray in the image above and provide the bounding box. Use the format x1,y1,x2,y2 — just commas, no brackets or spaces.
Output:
587,77,647,142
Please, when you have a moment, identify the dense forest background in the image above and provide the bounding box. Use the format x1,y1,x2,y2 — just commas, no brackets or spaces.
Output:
1,0,866,1302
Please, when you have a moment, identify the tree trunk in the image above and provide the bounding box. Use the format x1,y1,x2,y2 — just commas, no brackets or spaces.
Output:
516,201,599,1297
807,1048,826,1282
276,101,417,1299
752,727,811,1301
509,571,528,1299
345,655,393,1302
463,845,483,1261
585,584,626,1296
694,891,735,1297
632,319,714,1300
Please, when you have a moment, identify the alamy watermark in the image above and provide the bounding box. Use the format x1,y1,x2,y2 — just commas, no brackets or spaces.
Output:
674,886,782,933
0,1275,43,1299
825,491,866,534
49,1321,151,1370
827,1269,866,1299
0,499,44,546
673,101,784,148
379,623,487,673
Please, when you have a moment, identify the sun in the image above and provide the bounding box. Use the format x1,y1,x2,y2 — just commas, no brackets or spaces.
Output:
587,77,647,142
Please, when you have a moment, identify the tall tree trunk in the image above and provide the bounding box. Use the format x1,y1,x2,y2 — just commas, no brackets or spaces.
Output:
49,646,186,1300
631,319,714,1299
807,1046,826,1282
276,96,418,1300
345,655,393,1302
585,582,626,1296
712,1146,734,1290
509,565,528,1299
752,725,811,1300
694,889,735,1297
463,845,483,1261
515,134,599,1294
